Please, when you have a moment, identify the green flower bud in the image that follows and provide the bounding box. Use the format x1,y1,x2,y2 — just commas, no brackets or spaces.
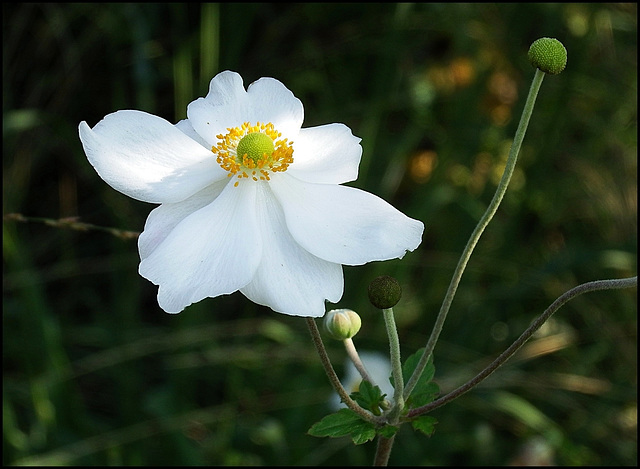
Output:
368,275,402,309
528,37,567,75
324,309,362,340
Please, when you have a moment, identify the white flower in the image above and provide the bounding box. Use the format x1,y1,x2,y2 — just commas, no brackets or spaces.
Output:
79,70,423,317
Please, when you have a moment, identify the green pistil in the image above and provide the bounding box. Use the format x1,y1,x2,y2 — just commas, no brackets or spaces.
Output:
236,132,274,163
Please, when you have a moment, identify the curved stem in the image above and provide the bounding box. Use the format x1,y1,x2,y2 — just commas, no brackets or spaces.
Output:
404,69,546,400
305,318,384,425
343,338,375,385
407,276,637,418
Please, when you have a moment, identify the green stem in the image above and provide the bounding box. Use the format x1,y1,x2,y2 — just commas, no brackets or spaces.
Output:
382,307,404,421
373,434,396,466
404,69,546,400
407,276,637,418
305,318,384,425
343,337,375,385
371,308,404,467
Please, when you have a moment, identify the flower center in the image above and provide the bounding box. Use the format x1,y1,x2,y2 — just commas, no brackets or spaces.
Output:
236,132,275,164
212,122,294,187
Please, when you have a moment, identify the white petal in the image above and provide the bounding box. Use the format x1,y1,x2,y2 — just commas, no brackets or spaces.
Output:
270,175,424,265
175,118,210,148
139,182,261,313
187,71,303,148
138,180,228,260
240,184,343,317
246,77,304,136
79,110,226,204
288,124,362,184
186,71,250,144
203,70,248,107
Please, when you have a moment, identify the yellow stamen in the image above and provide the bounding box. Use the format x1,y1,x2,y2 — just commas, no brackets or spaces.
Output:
211,122,294,186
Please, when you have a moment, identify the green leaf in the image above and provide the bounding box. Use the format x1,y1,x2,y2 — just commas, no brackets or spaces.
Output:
377,425,399,439
410,380,440,408
400,347,435,385
308,409,377,445
392,348,440,408
350,380,387,415
411,415,438,437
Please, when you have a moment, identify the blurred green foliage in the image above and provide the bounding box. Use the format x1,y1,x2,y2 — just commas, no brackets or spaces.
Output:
3,3,637,466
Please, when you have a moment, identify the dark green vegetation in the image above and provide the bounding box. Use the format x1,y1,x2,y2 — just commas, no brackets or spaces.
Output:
4,3,636,465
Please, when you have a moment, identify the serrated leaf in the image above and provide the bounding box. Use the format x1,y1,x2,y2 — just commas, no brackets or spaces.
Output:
409,381,440,408
350,380,386,415
308,408,377,445
399,347,435,386
411,415,438,437
377,424,399,439
350,426,377,445
392,348,439,408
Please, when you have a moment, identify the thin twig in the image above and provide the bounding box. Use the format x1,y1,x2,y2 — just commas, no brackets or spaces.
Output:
404,69,547,400
407,276,637,418
4,213,139,240
305,318,384,425
343,338,375,385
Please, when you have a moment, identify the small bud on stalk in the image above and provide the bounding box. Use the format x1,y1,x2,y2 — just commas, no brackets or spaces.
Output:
368,275,402,309
324,309,362,340
528,37,567,75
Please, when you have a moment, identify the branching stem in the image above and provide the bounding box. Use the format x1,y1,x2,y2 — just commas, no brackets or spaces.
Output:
306,318,384,425
404,69,546,399
407,276,637,418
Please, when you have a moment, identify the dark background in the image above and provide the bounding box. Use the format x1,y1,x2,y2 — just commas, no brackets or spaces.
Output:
4,3,637,465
